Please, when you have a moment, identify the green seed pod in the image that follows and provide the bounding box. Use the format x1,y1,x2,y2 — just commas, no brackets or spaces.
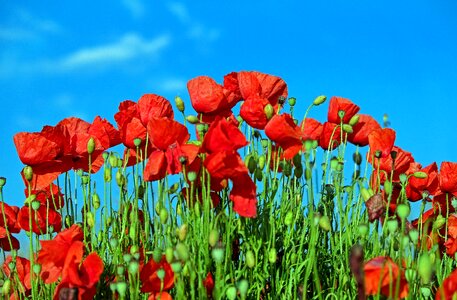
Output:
268,248,277,264
86,212,95,228
288,97,296,107
386,219,398,234
413,171,428,179
260,139,269,148
2,279,11,295
358,223,369,237
175,95,185,112
237,279,249,298
246,250,255,268
284,211,294,226
353,152,362,165
264,104,274,120
116,170,125,187
254,168,263,182
258,155,266,170
33,263,41,275
409,230,419,244
186,115,199,124
418,253,432,284
116,265,125,276
187,171,197,182
396,203,410,219
330,157,338,171
31,200,40,211
159,208,168,224
130,245,139,256
399,173,408,184
65,215,73,228
153,248,163,263
178,224,188,241
128,261,139,275
342,124,353,134
104,167,112,182
87,137,96,155
165,247,174,263
209,229,219,248
318,215,331,232
0,177,6,188
92,193,100,210
433,215,446,230
116,282,128,297
337,110,345,121
171,261,182,273
211,247,224,263
81,175,90,186
23,166,33,182
247,155,257,174
123,253,132,263
313,95,326,106
348,114,360,126
226,286,237,300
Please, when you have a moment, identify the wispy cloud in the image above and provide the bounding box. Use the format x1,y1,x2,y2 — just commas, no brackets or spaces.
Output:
121,0,145,18
1,9,61,41
55,33,171,71
167,2,220,44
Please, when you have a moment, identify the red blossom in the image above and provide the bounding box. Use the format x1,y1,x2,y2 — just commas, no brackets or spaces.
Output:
140,256,174,294
300,117,323,141
439,162,457,197
17,205,62,235
3,256,31,297
319,122,341,150
202,116,248,153
436,267,457,300
327,96,360,124
203,272,215,297
265,114,303,159
364,256,408,299
0,227,20,251
347,114,381,147
406,162,440,201
368,128,396,159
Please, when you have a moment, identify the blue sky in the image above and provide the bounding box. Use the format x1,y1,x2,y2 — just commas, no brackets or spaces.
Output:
1,0,457,210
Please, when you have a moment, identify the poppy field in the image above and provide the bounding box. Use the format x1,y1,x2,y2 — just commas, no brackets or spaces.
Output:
1,71,457,299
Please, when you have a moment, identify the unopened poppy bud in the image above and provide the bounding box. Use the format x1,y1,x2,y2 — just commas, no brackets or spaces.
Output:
338,110,345,121
319,215,331,231
33,263,41,275
433,215,446,230
86,212,95,228
313,95,326,106
278,96,286,105
178,224,188,241
284,211,294,226
358,223,369,237
264,104,274,120
258,155,266,170
226,286,237,300
383,180,392,195
413,171,428,179
245,250,255,268
186,115,199,124
353,152,362,165
288,97,296,106
405,269,416,283
128,261,139,275
294,166,303,178
387,219,398,234
211,247,224,263
238,279,249,298
65,215,73,228
254,168,263,182
104,167,112,182
330,157,338,170
81,175,90,185
2,279,11,295
260,139,269,148
165,247,174,263
87,137,96,154
187,171,197,182
268,248,277,263
159,208,168,224
116,158,123,168
171,261,182,273
116,265,125,276
361,188,371,201
246,155,256,174
116,282,128,297
102,152,109,161
109,153,117,167
123,253,132,263
23,166,33,182
153,248,163,263
31,200,40,211
116,170,125,187
396,203,410,219
0,177,6,188
348,114,360,126
92,193,100,210
342,124,353,134
409,229,419,244
418,253,432,284
209,229,219,248
175,95,185,112
196,123,206,135
130,245,139,256
283,163,292,177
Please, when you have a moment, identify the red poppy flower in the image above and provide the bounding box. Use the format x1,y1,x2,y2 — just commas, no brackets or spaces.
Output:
202,116,248,154
364,256,408,298
436,267,457,300
137,94,174,126
3,255,31,297
148,292,173,300
0,227,20,251
406,162,440,201
53,242,104,300
203,272,215,297
238,71,288,129
18,205,62,235
439,162,457,197
265,114,303,159
347,114,381,147
140,255,174,294
204,151,257,217
0,202,20,233
25,183,64,210
144,118,199,181
368,146,414,184
319,122,342,150
37,224,84,284
368,128,396,159
14,132,61,166
327,96,360,124
300,117,323,141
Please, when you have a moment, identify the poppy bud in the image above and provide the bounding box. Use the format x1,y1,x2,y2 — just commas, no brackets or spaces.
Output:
165,247,174,263
86,211,95,228
284,211,294,226
116,170,125,187
342,124,353,134
31,200,40,211
260,139,269,148
187,171,197,182
81,174,90,186
130,245,140,256
104,167,112,182
87,137,96,155
288,97,296,106
396,203,410,219
418,253,432,284
23,166,33,182
92,193,100,210
196,123,207,135
171,261,182,273
254,168,263,182
178,224,188,241
102,152,109,161
246,155,256,174
128,261,139,275
258,155,266,170
238,279,249,298
387,219,398,234
211,247,224,263
268,248,277,263
360,188,371,201
352,152,362,165
2,279,11,295
0,177,6,188
405,269,416,283
413,171,428,179
319,215,331,231
209,229,219,248
153,248,163,263
264,104,274,120
348,114,360,126
116,282,128,297
33,263,41,275
175,95,185,112
313,95,326,106
186,115,199,124
123,253,132,263
159,208,168,224
358,223,369,237
283,162,292,177
330,157,339,171
245,250,255,268
294,166,303,178
226,286,237,300
384,180,392,195
65,215,73,228
409,229,419,244
433,215,446,230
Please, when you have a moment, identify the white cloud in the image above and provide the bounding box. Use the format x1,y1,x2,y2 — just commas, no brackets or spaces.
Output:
188,24,220,42
157,78,187,92
0,10,61,41
54,33,171,71
167,2,191,24
16,10,61,34
122,0,145,18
